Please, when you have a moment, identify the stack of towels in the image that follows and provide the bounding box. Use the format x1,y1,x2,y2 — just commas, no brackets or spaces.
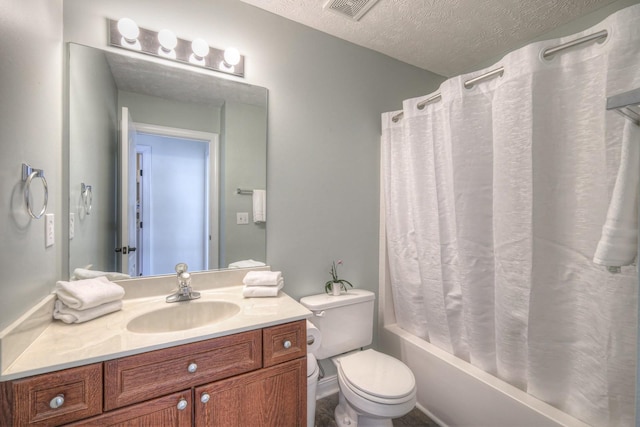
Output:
242,271,284,297
53,276,125,324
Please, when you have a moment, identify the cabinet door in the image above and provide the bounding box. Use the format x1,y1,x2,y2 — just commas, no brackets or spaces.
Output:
195,358,306,427
65,390,192,426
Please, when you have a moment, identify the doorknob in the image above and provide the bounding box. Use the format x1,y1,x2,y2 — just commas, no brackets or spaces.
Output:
115,246,137,254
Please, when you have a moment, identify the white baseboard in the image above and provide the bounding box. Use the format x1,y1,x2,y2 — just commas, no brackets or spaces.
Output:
416,402,448,427
315,374,339,399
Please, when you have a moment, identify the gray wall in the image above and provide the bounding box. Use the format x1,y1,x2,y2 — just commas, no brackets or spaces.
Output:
0,0,63,330
68,43,118,275
61,0,443,315
118,91,220,134
221,101,267,267
4,0,632,332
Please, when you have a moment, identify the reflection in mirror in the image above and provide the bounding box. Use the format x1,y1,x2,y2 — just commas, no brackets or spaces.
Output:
68,43,267,279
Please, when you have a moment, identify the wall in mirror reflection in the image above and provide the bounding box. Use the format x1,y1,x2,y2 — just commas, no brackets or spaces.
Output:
68,43,267,278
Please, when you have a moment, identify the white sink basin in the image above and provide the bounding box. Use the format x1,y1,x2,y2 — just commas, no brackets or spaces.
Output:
126,301,241,333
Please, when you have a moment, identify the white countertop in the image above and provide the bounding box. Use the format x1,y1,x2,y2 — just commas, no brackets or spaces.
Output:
0,270,311,381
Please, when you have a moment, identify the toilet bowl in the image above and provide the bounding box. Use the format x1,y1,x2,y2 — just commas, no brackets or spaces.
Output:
333,349,416,426
300,290,417,427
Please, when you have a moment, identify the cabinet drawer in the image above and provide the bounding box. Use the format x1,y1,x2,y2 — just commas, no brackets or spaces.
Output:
263,320,307,367
104,329,261,410
7,363,102,426
67,390,192,426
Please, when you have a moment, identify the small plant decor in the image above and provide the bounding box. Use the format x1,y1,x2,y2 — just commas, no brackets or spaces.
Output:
324,260,353,295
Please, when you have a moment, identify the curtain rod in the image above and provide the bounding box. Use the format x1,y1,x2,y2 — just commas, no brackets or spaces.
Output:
391,29,609,123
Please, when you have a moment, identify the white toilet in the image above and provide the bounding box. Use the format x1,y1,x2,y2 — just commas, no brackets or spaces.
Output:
300,289,416,427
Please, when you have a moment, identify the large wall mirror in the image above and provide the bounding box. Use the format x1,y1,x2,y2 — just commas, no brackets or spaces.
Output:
68,43,267,279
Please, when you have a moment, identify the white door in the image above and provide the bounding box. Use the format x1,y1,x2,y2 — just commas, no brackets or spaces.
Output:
119,107,138,276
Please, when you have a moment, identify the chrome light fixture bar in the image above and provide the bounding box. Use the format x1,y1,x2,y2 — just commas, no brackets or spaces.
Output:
108,18,245,78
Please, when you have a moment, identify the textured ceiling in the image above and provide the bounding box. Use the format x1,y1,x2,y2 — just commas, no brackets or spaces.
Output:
239,0,621,77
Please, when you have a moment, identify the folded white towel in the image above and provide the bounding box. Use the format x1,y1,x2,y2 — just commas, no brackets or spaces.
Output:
243,271,283,287
53,299,123,324
228,259,267,268
253,189,266,223
72,267,131,281
593,120,639,268
54,276,125,310
242,282,284,298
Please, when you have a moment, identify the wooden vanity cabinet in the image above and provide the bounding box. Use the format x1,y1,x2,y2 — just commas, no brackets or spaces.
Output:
0,364,102,426
66,390,192,427
195,358,306,427
0,320,307,427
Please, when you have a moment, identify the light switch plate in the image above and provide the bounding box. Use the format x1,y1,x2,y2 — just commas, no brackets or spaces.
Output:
45,213,54,247
237,212,249,225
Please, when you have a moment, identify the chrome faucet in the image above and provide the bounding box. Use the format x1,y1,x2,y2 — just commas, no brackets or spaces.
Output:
166,263,201,303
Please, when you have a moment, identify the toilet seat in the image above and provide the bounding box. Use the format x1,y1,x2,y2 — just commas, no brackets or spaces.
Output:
336,349,416,405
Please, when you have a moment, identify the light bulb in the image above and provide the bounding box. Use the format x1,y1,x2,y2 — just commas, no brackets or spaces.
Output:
117,18,141,50
158,29,177,59
189,38,209,65
223,47,241,66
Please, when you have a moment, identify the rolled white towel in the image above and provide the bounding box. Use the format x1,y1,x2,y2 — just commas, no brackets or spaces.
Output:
72,268,131,281
242,271,283,287
53,299,122,324
242,282,284,298
55,276,125,310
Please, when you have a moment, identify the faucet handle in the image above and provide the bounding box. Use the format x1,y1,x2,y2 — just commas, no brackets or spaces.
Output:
175,263,188,275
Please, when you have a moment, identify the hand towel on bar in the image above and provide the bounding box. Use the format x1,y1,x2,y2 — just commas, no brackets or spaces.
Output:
243,271,283,287
53,299,123,324
72,267,131,281
253,189,266,223
593,120,639,268
242,282,284,298
54,276,125,310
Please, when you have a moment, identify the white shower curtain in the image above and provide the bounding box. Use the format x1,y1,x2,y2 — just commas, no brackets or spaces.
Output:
382,5,640,426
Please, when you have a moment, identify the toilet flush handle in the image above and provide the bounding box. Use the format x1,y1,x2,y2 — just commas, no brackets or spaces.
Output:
313,310,325,317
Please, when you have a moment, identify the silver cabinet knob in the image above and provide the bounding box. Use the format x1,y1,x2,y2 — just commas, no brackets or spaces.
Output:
188,362,198,373
49,394,64,409
283,340,292,349
177,398,188,411
201,393,211,403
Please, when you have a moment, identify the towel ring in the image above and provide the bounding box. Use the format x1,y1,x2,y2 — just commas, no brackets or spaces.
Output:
81,183,93,215
22,163,48,219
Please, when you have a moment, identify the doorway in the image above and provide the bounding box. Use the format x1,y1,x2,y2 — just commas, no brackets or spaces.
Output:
133,123,219,276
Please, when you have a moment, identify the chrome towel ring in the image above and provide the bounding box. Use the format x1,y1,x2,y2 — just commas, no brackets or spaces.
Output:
22,163,48,219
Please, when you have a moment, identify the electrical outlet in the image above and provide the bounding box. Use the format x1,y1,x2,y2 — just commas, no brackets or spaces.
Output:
69,213,75,240
45,213,55,247
237,212,249,225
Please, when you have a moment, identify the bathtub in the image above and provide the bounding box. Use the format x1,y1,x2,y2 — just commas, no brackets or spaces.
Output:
378,324,591,427
376,249,590,425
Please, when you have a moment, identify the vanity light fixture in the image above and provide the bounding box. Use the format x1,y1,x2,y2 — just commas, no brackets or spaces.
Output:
189,38,210,66
109,18,245,78
116,18,141,50
157,29,178,59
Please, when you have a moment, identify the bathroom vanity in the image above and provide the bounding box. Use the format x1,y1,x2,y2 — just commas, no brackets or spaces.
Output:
0,270,310,426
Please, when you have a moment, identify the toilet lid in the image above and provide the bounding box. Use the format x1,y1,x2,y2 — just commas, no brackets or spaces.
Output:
338,349,415,400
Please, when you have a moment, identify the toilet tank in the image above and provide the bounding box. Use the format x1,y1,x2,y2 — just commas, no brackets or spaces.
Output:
300,289,375,360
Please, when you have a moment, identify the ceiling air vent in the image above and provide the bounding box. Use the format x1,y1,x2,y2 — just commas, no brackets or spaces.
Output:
323,0,381,21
